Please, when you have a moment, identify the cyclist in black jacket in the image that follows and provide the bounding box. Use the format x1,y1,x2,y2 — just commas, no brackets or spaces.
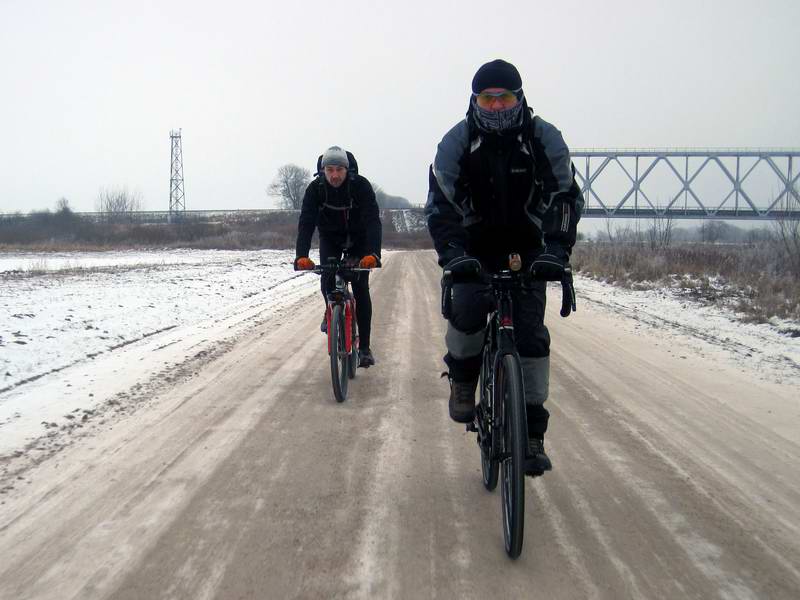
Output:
426,60,584,465
295,146,382,367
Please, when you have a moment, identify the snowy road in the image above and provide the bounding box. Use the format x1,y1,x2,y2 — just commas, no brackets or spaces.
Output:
1,250,799,599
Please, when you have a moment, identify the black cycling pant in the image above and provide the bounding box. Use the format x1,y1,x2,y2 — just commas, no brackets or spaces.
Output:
443,280,550,434
319,236,373,350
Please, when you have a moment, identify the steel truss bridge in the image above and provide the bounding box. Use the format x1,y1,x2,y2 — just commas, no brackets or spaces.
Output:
572,149,800,219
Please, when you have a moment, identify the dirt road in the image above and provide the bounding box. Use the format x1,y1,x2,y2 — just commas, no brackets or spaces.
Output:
1,251,798,599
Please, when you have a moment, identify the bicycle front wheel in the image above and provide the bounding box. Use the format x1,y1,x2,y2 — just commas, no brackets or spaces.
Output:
479,349,499,491
330,304,349,402
498,353,526,559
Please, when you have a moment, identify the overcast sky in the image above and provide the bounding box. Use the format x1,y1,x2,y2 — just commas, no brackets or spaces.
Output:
1,0,798,214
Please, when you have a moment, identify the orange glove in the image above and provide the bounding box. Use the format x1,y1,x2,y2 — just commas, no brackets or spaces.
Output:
295,257,315,270
359,254,379,269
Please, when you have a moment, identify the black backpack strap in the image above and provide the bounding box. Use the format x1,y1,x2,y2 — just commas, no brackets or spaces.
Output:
319,179,355,212
345,151,359,179
316,151,360,212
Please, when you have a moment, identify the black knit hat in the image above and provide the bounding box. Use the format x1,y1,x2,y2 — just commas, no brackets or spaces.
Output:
471,59,522,94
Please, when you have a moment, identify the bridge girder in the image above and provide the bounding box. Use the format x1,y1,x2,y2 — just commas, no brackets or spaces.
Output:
572,149,800,219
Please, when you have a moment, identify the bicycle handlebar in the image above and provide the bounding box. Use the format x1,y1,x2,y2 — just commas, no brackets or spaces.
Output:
310,264,376,274
443,267,577,318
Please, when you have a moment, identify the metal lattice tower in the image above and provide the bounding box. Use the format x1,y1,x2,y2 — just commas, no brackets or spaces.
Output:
169,129,186,214
572,148,800,219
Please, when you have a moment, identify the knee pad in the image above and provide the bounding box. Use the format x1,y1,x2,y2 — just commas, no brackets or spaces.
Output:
520,356,549,405
445,323,484,360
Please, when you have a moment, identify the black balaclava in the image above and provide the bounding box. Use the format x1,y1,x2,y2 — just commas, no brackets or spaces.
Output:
469,59,526,133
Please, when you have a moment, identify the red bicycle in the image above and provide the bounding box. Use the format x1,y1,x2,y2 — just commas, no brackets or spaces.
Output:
313,262,371,402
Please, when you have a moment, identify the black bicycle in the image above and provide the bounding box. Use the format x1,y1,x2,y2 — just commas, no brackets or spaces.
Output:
446,254,576,558
312,261,372,403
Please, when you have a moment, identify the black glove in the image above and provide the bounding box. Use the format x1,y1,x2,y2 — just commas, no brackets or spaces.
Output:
560,268,577,317
443,255,482,278
531,245,570,281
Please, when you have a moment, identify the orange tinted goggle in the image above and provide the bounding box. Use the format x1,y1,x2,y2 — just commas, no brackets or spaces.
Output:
474,90,519,108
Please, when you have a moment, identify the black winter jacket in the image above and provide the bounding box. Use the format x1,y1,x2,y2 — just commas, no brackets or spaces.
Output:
426,106,584,271
295,174,382,259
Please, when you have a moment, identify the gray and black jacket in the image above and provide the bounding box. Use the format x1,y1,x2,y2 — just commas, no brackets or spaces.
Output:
426,104,584,270
296,174,381,259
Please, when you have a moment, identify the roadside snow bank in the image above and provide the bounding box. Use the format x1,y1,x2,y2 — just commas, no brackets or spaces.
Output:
576,275,800,385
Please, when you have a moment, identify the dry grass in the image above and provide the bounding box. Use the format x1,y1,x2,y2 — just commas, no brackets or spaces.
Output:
0,210,432,251
573,241,800,323
382,230,432,250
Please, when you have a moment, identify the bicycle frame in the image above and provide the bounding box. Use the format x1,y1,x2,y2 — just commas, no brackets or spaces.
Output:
314,263,369,356
481,271,529,461
490,273,522,357
324,271,357,356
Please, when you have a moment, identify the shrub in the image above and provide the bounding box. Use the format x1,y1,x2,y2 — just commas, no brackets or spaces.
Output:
573,239,800,322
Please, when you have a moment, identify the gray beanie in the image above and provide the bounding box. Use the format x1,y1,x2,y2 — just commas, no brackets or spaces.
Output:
321,146,349,168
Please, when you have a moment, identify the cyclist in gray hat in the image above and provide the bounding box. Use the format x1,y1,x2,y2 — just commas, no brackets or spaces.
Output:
295,146,382,368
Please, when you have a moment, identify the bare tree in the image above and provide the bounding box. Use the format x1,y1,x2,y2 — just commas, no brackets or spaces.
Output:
268,164,312,210
602,219,638,244
772,191,800,277
700,219,725,244
647,213,674,250
55,197,72,213
373,183,412,209
603,217,615,243
96,187,142,222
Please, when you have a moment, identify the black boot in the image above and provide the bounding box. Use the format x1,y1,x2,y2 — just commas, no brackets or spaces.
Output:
446,375,478,423
526,433,552,475
526,409,552,475
359,347,375,368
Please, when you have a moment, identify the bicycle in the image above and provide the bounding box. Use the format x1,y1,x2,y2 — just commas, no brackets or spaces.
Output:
444,254,576,559
312,261,373,403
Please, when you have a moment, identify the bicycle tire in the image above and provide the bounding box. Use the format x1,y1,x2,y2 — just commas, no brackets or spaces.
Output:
499,353,526,559
330,304,348,402
479,349,499,491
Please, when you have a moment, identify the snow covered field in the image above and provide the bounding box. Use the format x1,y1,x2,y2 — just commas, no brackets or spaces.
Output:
1,248,798,470
0,249,322,459
1,249,315,392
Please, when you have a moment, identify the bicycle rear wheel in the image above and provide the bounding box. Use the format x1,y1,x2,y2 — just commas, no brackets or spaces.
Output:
330,304,349,402
498,353,526,559
479,349,499,491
